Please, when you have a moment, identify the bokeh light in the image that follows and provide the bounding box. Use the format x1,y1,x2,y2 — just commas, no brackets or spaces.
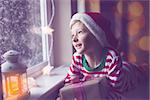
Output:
128,20,140,36
128,15,145,36
138,36,150,51
128,2,143,19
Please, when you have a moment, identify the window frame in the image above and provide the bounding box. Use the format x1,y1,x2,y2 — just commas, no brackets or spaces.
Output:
27,0,50,77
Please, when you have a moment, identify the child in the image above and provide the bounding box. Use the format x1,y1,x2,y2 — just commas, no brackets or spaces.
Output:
65,12,142,99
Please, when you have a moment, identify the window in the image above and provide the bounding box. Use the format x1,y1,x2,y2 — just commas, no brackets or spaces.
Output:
0,0,50,70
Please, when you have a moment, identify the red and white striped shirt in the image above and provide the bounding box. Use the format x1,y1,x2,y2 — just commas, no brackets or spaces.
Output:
65,47,139,99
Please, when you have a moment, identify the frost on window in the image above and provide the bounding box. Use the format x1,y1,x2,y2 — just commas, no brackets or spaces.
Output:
0,0,43,67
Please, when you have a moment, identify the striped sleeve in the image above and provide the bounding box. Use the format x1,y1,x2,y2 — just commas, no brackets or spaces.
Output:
65,53,83,83
105,49,123,99
106,49,122,86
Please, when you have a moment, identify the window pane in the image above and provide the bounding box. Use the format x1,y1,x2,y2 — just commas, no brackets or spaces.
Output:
0,0,43,67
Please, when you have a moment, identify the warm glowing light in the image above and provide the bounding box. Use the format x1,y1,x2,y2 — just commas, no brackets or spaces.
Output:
128,20,140,36
138,36,150,51
128,53,137,63
8,77,20,95
128,15,145,36
42,26,54,35
128,2,143,19
3,74,27,96
2,73,29,100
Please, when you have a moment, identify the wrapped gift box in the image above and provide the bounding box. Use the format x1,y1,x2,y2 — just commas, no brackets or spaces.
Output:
59,78,104,100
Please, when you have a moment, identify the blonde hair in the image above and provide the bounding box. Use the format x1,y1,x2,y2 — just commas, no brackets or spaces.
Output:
70,20,81,29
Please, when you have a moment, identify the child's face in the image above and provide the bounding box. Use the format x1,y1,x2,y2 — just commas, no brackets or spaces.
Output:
71,21,96,54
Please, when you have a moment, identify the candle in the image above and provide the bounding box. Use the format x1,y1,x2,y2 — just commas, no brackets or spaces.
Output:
4,74,26,96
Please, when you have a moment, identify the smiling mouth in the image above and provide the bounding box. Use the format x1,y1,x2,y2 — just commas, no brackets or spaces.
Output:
75,44,82,49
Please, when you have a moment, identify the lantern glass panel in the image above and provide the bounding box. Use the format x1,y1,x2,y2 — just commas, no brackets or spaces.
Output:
2,72,28,98
7,75,19,95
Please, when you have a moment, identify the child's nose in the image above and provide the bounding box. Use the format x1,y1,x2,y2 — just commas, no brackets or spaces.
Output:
72,35,78,42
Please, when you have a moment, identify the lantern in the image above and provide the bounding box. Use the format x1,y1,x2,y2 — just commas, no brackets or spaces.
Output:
1,50,30,100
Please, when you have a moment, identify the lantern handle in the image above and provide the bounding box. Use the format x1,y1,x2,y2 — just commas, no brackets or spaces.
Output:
1,50,20,63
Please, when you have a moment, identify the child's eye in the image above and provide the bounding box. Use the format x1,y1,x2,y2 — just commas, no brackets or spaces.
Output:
78,31,82,34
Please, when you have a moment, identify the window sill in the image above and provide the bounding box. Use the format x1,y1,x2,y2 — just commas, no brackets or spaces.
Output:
27,61,48,78
28,65,69,100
